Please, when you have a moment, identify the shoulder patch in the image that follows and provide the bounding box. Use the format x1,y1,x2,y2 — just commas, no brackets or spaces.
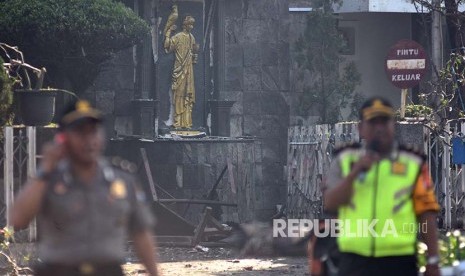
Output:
333,142,362,156
398,144,426,161
110,179,127,199
110,156,138,173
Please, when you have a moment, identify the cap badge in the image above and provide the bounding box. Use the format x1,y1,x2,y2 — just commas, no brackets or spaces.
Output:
76,100,91,112
373,99,384,109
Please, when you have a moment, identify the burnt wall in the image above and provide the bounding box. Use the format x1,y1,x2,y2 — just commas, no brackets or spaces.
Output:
108,138,259,224
216,0,291,219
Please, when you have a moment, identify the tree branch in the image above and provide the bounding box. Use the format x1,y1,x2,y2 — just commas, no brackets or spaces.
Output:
0,43,46,89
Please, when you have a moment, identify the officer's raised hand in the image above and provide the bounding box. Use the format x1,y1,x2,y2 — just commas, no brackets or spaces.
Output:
38,134,67,175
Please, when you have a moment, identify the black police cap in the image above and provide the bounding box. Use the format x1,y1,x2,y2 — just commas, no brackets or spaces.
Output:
58,99,103,130
359,97,395,121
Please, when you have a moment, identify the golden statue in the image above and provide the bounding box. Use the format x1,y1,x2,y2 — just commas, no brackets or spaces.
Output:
164,6,198,129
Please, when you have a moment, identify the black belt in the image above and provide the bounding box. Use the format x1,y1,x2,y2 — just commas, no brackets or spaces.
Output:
34,262,124,276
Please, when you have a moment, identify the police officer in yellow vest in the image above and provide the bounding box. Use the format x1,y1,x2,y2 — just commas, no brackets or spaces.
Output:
10,99,160,275
324,97,440,276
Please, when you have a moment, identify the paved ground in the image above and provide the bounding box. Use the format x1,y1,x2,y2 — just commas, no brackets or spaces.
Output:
124,247,310,276
4,242,310,275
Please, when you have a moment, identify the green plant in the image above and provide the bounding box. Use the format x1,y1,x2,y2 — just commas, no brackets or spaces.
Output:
0,42,76,127
0,227,33,276
0,57,13,127
398,53,465,135
396,104,434,119
0,0,150,94
348,92,366,121
418,230,465,273
295,0,361,124
0,43,46,90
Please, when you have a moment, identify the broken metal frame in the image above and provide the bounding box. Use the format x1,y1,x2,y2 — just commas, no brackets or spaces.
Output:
286,124,358,220
139,148,235,244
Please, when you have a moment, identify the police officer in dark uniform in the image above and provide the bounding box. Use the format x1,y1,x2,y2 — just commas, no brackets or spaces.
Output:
10,99,160,275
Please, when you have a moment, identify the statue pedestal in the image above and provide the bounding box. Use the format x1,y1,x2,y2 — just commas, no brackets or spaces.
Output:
209,100,235,137
170,130,207,138
132,99,157,139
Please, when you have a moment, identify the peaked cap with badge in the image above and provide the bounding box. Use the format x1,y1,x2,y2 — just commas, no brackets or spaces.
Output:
58,99,103,130
359,97,395,121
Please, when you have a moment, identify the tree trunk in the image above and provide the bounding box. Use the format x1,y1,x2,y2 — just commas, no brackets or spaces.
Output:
445,0,465,116
445,0,460,51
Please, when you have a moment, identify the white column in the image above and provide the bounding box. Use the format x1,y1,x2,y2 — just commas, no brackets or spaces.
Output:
443,124,452,229
27,126,37,241
4,127,14,228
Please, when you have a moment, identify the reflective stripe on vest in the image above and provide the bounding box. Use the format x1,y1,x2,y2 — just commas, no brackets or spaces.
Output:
337,148,422,257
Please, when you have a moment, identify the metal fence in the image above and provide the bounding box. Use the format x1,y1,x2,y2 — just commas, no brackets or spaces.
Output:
432,120,465,229
2,126,37,240
286,123,359,219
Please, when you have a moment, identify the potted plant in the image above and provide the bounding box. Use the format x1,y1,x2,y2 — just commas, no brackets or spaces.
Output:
0,43,75,126
396,104,433,122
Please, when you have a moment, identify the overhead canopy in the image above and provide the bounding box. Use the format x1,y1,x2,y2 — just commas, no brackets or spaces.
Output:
335,0,424,13
289,0,434,13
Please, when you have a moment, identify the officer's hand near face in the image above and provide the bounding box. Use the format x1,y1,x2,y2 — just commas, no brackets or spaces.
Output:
10,133,68,229
39,135,67,174
352,152,380,176
9,140,64,230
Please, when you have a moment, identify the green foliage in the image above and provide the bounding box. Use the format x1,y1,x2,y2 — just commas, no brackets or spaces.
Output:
0,0,150,94
418,230,465,272
295,0,361,124
436,53,465,118
411,52,465,129
348,92,367,121
0,57,14,127
408,0,465,136
0,227,33,275
396,104,433,119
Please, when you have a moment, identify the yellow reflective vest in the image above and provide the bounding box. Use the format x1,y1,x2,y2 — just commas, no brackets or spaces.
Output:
337,145,424,257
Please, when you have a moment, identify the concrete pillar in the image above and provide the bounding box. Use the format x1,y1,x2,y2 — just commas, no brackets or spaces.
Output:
4,127,13,228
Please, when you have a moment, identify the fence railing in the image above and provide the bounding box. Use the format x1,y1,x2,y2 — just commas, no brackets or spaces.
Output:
2,126,37,241
286,123,358,219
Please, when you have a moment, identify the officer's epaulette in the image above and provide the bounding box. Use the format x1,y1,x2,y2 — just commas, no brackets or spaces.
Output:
333,142,362,156
398,144,427,161
110,156,138,174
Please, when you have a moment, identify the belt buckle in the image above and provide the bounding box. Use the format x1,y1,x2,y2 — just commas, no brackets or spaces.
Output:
79,262,95,275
